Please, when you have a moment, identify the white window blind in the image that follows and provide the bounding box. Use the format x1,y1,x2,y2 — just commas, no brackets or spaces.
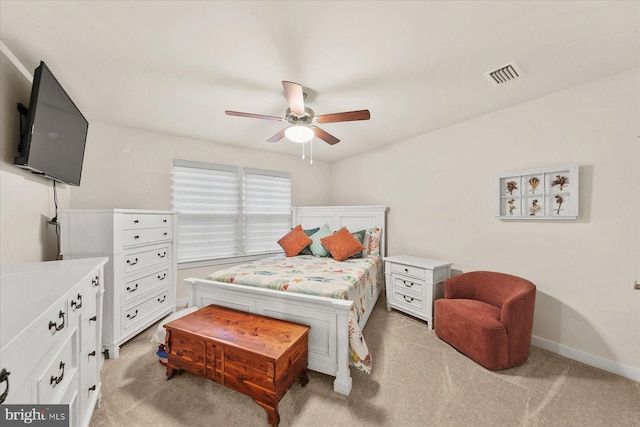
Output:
172,160,291,265
244,168,292,254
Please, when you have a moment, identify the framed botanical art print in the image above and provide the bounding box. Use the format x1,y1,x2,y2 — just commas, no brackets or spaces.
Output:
496,164,578,219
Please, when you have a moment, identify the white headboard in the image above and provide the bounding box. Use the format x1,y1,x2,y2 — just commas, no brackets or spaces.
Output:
292,205,388,256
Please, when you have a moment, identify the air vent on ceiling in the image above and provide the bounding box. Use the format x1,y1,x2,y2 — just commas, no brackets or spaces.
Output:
485,62,522,86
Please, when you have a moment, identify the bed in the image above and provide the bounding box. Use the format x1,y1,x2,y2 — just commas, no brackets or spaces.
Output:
184,205,388,395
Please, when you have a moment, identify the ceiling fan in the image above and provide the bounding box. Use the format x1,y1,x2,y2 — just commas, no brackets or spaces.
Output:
225,81,370,145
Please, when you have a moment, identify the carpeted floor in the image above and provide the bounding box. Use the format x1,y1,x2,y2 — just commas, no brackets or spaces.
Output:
90,297,640,427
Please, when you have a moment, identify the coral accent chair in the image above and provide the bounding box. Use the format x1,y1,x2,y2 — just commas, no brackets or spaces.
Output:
434,271,536,370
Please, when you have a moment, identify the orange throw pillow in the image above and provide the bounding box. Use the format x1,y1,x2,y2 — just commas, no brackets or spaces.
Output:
320,227,366,262
278,225,313,257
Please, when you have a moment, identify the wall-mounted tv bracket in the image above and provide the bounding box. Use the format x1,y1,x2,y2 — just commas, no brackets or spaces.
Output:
16,102,29,153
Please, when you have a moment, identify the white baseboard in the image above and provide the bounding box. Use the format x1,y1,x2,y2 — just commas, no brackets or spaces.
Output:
531,335,639,382
175,297,189,309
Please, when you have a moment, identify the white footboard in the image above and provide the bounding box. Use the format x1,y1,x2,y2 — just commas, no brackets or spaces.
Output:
185,278,354,395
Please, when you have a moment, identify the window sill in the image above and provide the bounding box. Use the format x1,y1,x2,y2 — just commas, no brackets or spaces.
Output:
177,251,283,270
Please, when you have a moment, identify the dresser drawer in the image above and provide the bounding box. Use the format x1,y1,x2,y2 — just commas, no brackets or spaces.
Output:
79,293,99,354
2,298,71,395
74,268,103,296
122,289,170,333
61,373,80,427
391,290,426,314
36,328,78,403
392,276,425,296
80,349,100,408
122,227,172,247
122,267,170,303
123,245,171,274
122,214,173,230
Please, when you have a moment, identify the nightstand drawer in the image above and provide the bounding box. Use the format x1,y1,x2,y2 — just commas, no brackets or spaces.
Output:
391,290,426,314
392,276,425,296
390,263,426,279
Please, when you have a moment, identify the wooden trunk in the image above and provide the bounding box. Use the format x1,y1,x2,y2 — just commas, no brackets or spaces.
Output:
164,305,309,426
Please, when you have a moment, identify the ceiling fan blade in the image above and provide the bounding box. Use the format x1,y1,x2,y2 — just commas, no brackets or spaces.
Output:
225,110,285,122
282,81,305,116
267,127,288,143
316,110,371,124
311,126,340,145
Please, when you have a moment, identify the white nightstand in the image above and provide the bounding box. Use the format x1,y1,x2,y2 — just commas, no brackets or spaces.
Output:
384,255,452,329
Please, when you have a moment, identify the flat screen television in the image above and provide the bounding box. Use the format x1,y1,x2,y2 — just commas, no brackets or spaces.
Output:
14,61,88,186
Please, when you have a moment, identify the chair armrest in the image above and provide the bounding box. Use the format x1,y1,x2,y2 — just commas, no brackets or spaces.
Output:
500,285,536,362
500,285,536,330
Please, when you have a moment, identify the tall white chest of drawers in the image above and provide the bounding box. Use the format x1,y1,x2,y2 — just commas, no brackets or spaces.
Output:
0,257,108,427
384,255,452,329
59,209,177,358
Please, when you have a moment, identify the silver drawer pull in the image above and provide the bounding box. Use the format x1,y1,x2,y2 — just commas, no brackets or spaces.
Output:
157,295,166,303
50,361,65,387
157,251,167,258
126,258,138,266
48,310,65,332
126,310,139,320
157,273,167,281
126,284,138,292
403,295,414,303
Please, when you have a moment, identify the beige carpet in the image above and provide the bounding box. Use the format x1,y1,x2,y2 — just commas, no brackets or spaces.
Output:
90,297,640,427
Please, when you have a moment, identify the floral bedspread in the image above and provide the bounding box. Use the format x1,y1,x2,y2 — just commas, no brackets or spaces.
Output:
206,254,383,374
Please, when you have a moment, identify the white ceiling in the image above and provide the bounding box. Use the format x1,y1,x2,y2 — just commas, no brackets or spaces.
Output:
1,1,638,162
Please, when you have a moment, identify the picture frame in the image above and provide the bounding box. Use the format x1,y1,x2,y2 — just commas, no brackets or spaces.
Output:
496,164,579,219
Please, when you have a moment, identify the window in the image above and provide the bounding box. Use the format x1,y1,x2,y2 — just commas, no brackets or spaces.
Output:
172,159,291,266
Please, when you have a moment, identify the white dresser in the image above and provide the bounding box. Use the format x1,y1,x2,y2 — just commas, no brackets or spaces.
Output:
0,257,108,427
384,255,452,329
59,209,177,359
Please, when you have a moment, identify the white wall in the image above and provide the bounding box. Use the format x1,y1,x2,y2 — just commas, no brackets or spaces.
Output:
0,49,70,265
73,122,332,210
331,69,640,377
71,121,333,298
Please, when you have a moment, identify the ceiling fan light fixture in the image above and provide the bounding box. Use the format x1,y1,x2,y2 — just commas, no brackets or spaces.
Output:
226,81,368,145
285,125,314,143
